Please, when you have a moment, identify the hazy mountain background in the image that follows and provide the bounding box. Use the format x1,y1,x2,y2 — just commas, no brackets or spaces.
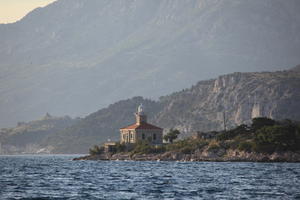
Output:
0,113,78,154
1,0,300,127
1,68,299,154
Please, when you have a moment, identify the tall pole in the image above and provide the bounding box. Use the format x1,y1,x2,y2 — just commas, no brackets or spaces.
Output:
223,110,226,132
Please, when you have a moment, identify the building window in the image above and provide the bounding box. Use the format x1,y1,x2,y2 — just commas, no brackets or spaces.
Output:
153,133,156,140
142,133,145,140
130,133,133,139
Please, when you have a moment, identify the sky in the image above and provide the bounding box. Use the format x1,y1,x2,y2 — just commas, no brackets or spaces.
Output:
0,0,56,23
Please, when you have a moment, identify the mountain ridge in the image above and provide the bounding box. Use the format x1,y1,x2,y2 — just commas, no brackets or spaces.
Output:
0,114,78,154
1,67,299,154
1,0,300,127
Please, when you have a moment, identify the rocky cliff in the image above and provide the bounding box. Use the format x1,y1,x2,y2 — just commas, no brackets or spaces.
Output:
155,70,300,135
1,68,299,154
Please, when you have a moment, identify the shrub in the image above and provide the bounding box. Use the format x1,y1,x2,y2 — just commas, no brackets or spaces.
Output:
132,141,152,154
251,117,276,131
252,143,277,154
180,146,194,154
89,145,104,155
131,141,166,154
217,124,250,141
254,124,300,152
164,129,181,143
207,143,220,151
115,142,127,153
154,145,166,153
166,139,189,151
226,140,240,150
165,138,208,153
238,141,253,152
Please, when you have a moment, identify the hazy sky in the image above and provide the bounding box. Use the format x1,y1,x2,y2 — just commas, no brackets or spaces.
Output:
0,0,56,23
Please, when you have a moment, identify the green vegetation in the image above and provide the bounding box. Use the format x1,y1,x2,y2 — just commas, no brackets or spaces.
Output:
207,143,220,151
253,123,300,153
114,142,127,153
163,129,181,143
216,124,251,141
166,138,208,154
217,117,300,153
132,141,166,154
89,145,104,155
127,137,208,155
89,118,300,156
251,117,276,131
237,141,253,152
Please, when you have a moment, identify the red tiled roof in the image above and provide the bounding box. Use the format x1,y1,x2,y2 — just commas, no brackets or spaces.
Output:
120,122,162,130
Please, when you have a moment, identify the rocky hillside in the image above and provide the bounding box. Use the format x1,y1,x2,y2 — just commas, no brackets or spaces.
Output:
1,0,300,127
38,68,300,153
1,68,299,154
0,114,78,154
155,70,300,134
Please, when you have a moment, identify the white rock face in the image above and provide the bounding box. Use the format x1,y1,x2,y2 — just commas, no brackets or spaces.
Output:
155,70,300,133
251,104,261,119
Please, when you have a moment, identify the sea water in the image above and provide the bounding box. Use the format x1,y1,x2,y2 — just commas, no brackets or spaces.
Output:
0,155,299,199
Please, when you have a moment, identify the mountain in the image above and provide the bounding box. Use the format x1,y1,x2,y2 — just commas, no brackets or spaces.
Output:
1,67,297,154
154,70,300,133
0,114,78,154
1,0,300,127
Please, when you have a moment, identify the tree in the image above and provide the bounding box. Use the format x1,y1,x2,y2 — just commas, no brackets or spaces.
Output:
254,124,300,152
163,129,181,143
115,142,126,153
251,117,276,131
132,140,152,154
89,145,104,155
216,124,250,141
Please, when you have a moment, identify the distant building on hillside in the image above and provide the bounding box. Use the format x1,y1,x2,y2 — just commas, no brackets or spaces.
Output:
120,104,163,145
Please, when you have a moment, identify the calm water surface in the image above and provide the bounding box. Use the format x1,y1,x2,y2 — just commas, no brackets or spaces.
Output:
0,155,299,199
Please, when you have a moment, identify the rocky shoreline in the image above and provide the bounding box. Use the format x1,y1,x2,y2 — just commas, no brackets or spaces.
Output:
73,149,300,162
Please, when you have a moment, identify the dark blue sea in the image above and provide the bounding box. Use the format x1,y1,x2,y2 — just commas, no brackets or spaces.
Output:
0,155,299,200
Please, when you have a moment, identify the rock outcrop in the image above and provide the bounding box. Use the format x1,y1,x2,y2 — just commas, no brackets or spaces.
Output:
74,149,300,163
154,70,300,135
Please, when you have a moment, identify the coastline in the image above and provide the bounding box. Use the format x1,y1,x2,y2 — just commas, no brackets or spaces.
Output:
73,150,300,162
